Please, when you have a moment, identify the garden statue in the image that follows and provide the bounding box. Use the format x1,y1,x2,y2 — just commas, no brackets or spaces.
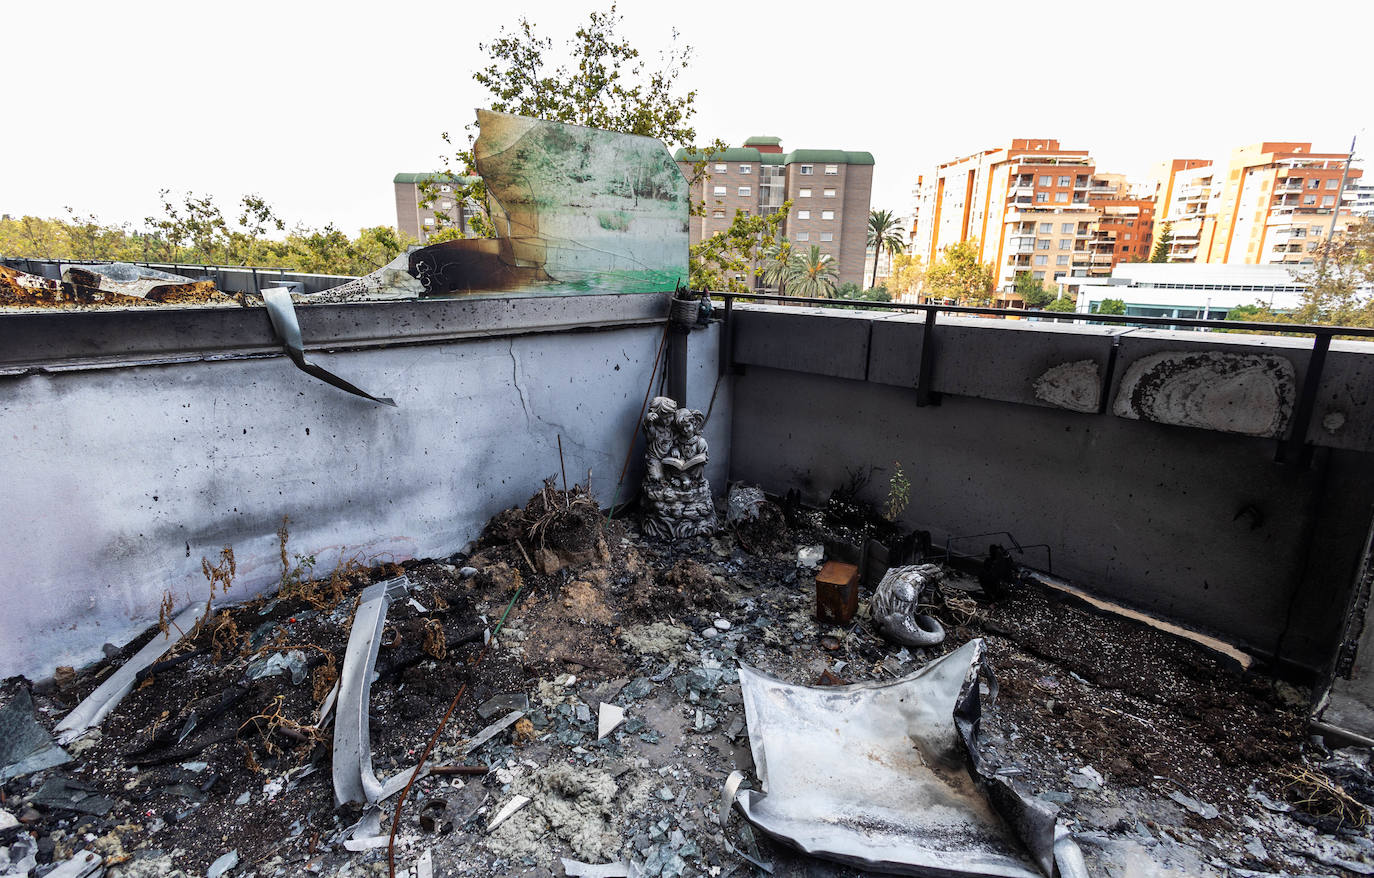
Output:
641,396,716,539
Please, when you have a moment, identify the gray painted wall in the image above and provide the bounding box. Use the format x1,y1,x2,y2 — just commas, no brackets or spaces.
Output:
726,305,1374,673
0,295,728,680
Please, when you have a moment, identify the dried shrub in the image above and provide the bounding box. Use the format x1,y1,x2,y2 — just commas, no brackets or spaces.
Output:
209,610,245,662
422,619,448,660
312,653,339,704
240,694,326,760
1278,767,1370,828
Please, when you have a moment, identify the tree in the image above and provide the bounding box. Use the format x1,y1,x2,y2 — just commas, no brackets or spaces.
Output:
428,4,704,241
866,209,905,289
785,245,839,298
1093,297,1126,315
689,206,789,293
1013,271,1054,309
1226,221,1374,330
924,240,995,305
1044,295,1077,313
1150,222,1173,262
759,239,794,293
886,252,924,300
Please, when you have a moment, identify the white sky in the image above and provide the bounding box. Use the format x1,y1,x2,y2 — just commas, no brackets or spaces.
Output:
4,0,1372,237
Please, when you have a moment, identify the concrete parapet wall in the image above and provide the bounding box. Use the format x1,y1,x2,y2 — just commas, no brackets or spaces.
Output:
0,294,729,680
728,305,1374,671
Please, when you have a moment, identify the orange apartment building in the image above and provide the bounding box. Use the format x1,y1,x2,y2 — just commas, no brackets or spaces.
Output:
1151,142,1362,266
910,139,1152,304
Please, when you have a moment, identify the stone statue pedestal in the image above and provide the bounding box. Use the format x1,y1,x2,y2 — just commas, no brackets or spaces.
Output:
641,396,716,539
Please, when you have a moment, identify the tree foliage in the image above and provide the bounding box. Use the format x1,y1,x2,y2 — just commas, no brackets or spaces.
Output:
1150,221,1173,262
688,206,789,293
1093,297,1126,315
786,244,840,298
866,209,905,289
1227,221,1374,330
0,193,416,278
427,4,706,243
1013,271,1054,308
1044,294,1078,313
924,240,995,305
886,252,924,300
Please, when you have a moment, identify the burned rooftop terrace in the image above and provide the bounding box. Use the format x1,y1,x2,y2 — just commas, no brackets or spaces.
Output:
4,111,1374,878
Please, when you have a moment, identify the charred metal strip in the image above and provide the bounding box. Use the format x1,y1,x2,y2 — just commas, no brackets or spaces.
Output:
333,576,411,807
262,287,397,407
915,308,940,407
55,604,204,745
1277,332,1331,466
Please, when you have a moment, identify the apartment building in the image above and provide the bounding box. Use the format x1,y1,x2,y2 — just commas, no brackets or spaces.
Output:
674,137,875,288
393,173,481,243
911,139,1153,302
1150,143,1362,267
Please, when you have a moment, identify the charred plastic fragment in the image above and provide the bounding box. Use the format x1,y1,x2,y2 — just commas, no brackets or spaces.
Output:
870,564,947,648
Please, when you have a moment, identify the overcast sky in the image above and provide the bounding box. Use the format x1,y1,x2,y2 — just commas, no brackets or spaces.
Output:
5,0,1371,237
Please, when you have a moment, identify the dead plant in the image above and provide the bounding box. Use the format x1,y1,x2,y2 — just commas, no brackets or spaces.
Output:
525,477,601,551
422,619,447,660
209,610,246,662
312,653,339,704
156,591,176,637
1277,767,1370,827
240,695,327,759
202,546,236,600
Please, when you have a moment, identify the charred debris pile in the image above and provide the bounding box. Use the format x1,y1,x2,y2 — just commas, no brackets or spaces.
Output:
2,480,1372,878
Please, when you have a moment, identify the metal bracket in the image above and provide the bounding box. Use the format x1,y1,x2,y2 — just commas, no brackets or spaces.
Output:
915,309,941,407
1277,333,1331,467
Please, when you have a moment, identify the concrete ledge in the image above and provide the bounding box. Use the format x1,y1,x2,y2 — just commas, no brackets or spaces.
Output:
0,292,671,373
731,305,872,380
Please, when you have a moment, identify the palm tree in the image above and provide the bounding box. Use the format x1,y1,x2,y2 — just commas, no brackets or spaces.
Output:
867,209,906,289
760,240,793,293
785,245,839,298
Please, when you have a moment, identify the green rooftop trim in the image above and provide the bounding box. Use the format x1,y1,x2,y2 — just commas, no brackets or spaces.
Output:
672,147,763,163
393,172,480,185
743,136,782,147
783,149,875,166
673,147,872,166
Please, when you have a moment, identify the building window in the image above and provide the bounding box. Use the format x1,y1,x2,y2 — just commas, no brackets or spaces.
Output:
799,188,812,197
1311,225,1324,235
1061,223,1074,234
1326,178,1340,189
823,188,836,197
800,164,814,175
1309,178,1322,189
1033,271,1045,279
712,209,725,218
739,164,752,174
440,200,452,209
1054,192,1069,203
1037,239,1050,250
738,186,752,196
1058,239,1071,249
798,210,811,219
439,185,452,193
796,232,809,241
1038,175,1052,186
1035,192,1048,203
1057,175,1071,187
1304,195,1317,205
821,210,835,220
820,232,833,241
1124,233,1132,241
1034,255,1048,266
1038,222,1051,233
824,164,838,175
423,217,435,226
1056,254,1070,265
714,163,728,173
713,185,726,196
1323,195,1335,206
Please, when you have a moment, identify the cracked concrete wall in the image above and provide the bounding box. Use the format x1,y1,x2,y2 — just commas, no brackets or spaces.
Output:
0,321,728,681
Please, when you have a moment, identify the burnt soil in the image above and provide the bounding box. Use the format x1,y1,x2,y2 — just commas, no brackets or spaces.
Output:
0,484,1364,877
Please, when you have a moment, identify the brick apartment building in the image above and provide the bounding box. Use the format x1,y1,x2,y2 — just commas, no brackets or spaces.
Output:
1150,142,1363,266
674,137,875,288
393,173,481,243
910,139,1153,304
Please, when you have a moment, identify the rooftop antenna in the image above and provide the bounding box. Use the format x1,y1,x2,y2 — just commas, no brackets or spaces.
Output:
1319,135,1357,274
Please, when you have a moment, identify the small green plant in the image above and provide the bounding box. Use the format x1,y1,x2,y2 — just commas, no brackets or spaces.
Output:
885,462,911,523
